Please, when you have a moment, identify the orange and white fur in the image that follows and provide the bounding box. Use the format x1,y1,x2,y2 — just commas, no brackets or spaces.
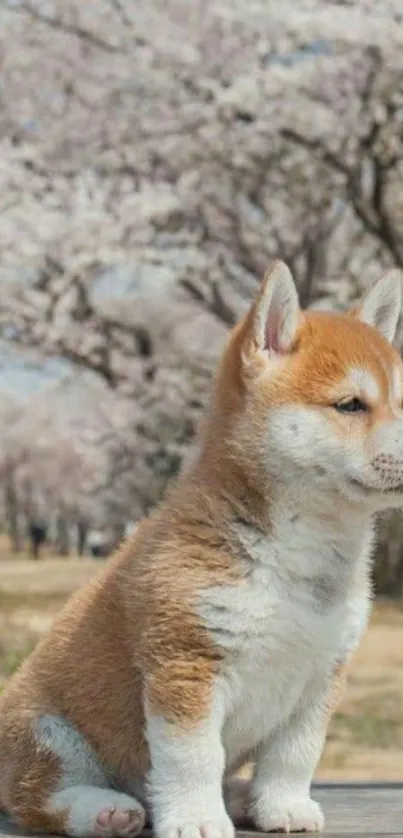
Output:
1,262,403,838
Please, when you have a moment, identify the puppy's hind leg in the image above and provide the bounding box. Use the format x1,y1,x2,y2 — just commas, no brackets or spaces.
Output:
223,776,251,828
47,786,145,838
6,714,145,838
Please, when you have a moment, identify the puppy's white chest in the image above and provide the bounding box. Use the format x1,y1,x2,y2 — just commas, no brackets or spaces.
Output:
222,637,312,769
218,580,328,766
199,522,368,769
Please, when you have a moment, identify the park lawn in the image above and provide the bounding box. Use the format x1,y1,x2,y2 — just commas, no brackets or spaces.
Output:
1,555,403,780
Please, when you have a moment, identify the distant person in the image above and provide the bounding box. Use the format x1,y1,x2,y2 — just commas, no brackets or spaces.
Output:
28,520,47,560
124,521,137,538
87,529,109,559
76,518,88,557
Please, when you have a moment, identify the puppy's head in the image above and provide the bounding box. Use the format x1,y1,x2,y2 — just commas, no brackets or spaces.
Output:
214,261,403,511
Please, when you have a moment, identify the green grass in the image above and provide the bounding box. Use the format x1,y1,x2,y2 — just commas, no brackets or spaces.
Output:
329,691,403,750
0,587,67,612
0,642,36,693
0,645,34,678
332,713,401,748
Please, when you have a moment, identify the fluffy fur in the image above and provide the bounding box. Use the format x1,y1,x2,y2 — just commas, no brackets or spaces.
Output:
1,262,403,838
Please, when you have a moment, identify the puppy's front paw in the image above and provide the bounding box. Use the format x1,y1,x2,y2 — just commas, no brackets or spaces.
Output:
157,814,235,838
250,796,324,833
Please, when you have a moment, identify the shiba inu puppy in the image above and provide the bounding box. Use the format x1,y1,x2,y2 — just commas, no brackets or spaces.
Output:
1,262,402,838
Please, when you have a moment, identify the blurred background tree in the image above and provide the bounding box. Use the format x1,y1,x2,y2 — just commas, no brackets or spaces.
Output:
0,0,403,592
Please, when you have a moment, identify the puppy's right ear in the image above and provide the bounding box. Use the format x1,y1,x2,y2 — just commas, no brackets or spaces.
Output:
350,269,402,344
241,261,301,364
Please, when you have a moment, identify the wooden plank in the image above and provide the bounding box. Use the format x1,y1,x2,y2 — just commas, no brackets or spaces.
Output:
0,784,402,838
314,784,403,835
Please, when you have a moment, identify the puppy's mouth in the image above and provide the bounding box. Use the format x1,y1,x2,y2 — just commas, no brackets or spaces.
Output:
348,477,403,495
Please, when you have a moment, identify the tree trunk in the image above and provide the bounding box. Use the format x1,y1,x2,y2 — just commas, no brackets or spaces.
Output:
374,512,403,598
77,519,88,556
56,514,70,557
4,468,22,552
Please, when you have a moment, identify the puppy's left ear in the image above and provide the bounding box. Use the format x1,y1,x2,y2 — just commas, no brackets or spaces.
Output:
351,270,403,343
243,261,301,360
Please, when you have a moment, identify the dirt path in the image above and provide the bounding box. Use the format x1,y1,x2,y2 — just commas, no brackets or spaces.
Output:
0,556,104,595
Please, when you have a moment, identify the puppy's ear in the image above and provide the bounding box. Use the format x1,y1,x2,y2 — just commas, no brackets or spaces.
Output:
242,261,301,362
351,270,402,343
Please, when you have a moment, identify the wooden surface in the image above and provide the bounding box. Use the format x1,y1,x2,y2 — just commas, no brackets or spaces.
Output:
0,784,402,837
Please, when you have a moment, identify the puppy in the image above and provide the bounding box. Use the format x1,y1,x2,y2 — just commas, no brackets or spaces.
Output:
1,262,403,838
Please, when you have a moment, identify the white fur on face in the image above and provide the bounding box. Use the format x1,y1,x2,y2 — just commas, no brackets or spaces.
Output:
347,367,380,403
264,404,352,486
363,419,403,492
391,365,403,405
264,401,403,510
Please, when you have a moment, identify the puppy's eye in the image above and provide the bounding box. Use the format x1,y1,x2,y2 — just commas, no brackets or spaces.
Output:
334,397,368,414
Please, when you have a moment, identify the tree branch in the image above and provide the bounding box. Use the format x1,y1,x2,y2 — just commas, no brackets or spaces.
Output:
14,2,121,53
281,128,350,178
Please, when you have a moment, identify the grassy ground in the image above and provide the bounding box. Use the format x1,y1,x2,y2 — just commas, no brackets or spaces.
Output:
1,550,403,780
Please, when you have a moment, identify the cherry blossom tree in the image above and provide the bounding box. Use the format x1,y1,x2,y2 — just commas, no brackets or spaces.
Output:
1,0,403,586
